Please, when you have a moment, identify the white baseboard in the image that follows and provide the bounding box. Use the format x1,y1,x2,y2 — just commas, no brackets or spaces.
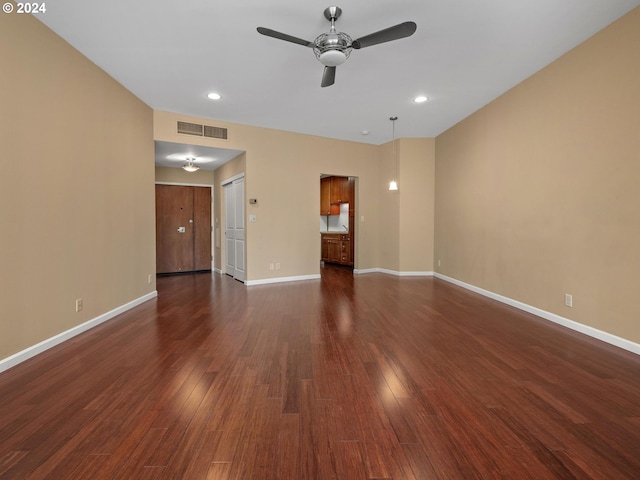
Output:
246,274,321,286
354,268,434,277
353,268,379,275
0,291,158,374
434,273,640,356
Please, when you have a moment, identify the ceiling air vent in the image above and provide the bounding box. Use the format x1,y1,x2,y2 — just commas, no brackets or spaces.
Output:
177,121,203,136
204,125,228,140
177,121,228,140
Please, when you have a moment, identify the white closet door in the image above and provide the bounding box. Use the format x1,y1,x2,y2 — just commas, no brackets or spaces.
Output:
233,177,245,282
223,175,246,282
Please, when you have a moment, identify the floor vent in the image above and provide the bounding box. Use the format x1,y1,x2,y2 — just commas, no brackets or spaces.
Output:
177,121,228,140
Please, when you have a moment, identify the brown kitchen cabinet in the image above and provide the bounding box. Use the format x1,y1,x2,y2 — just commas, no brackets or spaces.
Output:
321,233,340,263
320,177,331,215
321,233,352,266
320,177,339,215
330,176,350,204
340,234,351,264
321,175,353,210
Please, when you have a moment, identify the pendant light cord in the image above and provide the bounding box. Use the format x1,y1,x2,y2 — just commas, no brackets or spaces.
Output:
392,117,396,182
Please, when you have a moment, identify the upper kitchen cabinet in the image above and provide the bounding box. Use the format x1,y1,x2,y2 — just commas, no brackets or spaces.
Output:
330,176,350,204
320,177,331,215
320,177,339,215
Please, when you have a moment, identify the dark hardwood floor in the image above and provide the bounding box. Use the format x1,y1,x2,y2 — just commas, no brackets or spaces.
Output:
1,266,640,479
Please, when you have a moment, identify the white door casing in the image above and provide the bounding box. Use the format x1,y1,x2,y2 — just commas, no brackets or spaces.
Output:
224,182,236,277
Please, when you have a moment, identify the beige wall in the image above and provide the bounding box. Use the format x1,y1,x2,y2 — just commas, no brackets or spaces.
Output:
399,138,436,273
435,8,640,343
377,140,400,271
375,138,436,273
155,166,214,186
154,112,437,281
0,14,155,360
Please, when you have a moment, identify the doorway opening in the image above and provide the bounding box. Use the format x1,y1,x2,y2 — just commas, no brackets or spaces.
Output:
320,175,356,270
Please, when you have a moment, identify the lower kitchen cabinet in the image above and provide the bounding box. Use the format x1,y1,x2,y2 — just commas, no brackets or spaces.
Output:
321,233,352,267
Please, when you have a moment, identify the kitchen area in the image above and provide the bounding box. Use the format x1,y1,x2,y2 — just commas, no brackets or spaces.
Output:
320,175,355,267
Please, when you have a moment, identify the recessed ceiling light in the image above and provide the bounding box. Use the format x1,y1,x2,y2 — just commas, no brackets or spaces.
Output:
360,130,369,135
207,92,221,100
413,96,428,103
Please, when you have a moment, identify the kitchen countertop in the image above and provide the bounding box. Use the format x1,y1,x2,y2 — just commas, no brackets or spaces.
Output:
321,231,349,234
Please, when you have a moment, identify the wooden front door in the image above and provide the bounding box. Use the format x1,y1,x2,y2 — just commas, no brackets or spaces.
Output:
155,185,212,274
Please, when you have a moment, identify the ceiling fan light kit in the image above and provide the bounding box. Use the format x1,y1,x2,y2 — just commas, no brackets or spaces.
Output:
317,49,348,67
257,6,417,87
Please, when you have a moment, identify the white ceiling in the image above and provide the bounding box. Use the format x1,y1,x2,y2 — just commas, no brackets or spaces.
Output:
37,0,639,155
154,141,244,171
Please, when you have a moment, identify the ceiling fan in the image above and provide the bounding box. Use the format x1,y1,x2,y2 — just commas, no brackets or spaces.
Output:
257,6,417,87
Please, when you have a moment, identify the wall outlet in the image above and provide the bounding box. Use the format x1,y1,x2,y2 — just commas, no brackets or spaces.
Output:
437,259,441,267
269,263,274,270
75,298,83,312
275,263,281,270
565,294,573,307
148,274,153,284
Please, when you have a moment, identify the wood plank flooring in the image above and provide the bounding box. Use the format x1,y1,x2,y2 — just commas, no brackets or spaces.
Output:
1,266,640,479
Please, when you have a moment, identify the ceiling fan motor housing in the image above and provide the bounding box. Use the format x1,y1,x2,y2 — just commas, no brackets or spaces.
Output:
314,31,352,66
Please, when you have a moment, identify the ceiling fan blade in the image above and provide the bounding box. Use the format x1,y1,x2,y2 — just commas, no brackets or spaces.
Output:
257,27,314,47
321,66,336,87
351,21,417,49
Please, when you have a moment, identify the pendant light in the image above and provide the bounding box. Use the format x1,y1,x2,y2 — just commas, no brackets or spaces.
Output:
389,116,398,191
182,157,199,173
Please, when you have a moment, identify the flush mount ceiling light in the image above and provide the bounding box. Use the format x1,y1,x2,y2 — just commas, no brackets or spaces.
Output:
182,157,199,172
207,92,221,100
413,95,428,103
389,116,398,191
